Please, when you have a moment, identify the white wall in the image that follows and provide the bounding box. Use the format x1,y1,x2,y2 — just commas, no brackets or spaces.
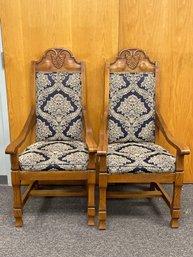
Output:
0,23,11,185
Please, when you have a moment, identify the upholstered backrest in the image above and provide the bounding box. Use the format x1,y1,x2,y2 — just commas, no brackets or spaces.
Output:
34,49,83,142
107,49,157,144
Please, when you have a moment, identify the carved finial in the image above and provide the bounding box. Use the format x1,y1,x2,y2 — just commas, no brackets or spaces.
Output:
48,49,67,69
110,48,155,72
35,48,81,71
120,49,146,70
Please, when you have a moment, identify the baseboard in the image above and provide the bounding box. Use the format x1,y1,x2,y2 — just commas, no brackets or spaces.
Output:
0,175,8,185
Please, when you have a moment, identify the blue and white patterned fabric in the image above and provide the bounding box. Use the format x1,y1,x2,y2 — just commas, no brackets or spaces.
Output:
107,142,176,174
36,72,83,142
19,141,88,171
108,72,155,143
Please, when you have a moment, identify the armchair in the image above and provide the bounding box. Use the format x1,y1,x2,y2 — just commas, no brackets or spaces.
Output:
6,48,97,227
97,48,190,229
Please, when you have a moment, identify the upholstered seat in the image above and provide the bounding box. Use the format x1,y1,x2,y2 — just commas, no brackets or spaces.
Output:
19,141,88,171
107,142,175,174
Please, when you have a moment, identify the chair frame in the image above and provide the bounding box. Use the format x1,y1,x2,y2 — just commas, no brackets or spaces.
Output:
97,48,190,229
6,48,97,227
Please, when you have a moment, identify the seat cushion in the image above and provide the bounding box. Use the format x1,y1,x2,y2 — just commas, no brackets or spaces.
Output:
19,141,88,171
108,72,156,143
36,72,83,142
107,142,176,174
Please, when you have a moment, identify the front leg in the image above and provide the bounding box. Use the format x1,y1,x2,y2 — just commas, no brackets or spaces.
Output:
88,171,96,226
12,171,23,227
170,172,183,228
98,173,108,230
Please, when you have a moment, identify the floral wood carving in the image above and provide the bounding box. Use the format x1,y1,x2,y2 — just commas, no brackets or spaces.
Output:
119,49,147,70
48,49,67,69
110,48,156,72
35,48,81,71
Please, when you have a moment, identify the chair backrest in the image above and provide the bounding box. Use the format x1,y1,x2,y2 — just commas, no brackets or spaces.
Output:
33,48,85,142
106,49,158,144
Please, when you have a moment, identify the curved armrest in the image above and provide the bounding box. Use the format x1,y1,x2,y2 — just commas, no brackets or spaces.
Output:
5,107,36,155
156,110,190,155
97,111,108,156
83,110,97,152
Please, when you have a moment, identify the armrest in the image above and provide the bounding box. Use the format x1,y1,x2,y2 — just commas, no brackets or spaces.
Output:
156,110,190,155
97,111,108,156
83,110,97,152
5,107,36,155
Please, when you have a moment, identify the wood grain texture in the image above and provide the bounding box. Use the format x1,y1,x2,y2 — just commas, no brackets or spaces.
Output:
0,0,119,148
1,0,193,182
119,0,193,182
71,0,119,139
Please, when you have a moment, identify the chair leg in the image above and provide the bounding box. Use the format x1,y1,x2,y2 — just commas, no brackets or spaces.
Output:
98,173,107,230
11,172,23,227
88,172,95,226
170,172,183,228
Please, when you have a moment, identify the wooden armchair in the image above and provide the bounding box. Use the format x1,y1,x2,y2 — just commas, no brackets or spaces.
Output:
6,48,97,227
97,48,190,229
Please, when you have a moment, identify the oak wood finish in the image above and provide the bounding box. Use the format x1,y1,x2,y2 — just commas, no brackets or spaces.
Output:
6,107,36,171
1,0,192,182
150,182,171,208
119,0,193,182
30,189,87,197
5,107,36,155
11,172,23,227
107,191,162,198
0,0,119,151
22,181,37,206
97,49,190,229
6,48,97,227
156,110,190,155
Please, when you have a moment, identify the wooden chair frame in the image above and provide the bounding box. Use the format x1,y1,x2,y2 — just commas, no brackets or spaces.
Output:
6,48,97,227
97,48,190,229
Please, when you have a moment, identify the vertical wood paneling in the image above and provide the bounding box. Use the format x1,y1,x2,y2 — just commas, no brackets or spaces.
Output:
1,0,193,182
0,0,119,149
71,0,119,139
119,0,193,182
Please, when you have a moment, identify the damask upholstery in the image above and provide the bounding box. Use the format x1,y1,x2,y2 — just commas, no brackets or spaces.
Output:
107,142,175,174
36,72,83,142
108,72,155,143
19,141,88,171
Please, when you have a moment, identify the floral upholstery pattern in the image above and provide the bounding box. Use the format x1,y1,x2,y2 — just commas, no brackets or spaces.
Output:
36,72,83,142
19,141,88,171
108,72,155,143
107,142,175,174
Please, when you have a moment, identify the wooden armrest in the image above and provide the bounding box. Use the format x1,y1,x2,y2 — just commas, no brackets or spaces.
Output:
156,110,190,155
83,110,97,152
97,111,108,156
5,107,36,155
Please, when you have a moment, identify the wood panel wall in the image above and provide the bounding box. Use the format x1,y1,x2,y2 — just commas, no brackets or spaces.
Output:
0,0,193,182
119,0,193,182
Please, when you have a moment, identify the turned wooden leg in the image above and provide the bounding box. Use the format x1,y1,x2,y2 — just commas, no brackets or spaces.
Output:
170,172,183,228
12,171,23,227
98,173,107,230
88,172,96,226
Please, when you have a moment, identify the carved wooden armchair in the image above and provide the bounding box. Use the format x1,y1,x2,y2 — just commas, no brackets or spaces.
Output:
6,48,97,227
97,48,190,229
